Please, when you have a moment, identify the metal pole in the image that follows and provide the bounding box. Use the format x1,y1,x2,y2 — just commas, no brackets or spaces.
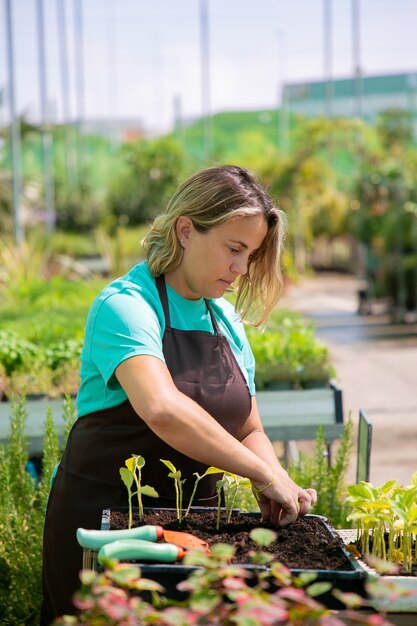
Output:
394,181,406,322
37,0,55,233
73,0,85,182
106,0,118,150
200,0,212,161
351,0,363,118
324,0,333,118
276,30,288,154
5,0,24,244
56,0,77,190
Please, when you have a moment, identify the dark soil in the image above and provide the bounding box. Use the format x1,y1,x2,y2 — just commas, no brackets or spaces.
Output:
109,510,354,571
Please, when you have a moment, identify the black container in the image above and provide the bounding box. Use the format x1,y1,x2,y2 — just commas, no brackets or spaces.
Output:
98,507,368,610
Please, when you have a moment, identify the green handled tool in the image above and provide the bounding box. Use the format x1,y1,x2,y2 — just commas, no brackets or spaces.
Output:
77,524,209,552
98,538,184,564
77,525,163,550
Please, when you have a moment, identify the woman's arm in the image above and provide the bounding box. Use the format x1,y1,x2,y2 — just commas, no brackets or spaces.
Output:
239,397,317,525
116,354,273,489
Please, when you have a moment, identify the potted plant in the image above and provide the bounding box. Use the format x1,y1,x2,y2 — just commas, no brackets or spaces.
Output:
81,457,368,610
341,473,417,612
56,534,400,626
247,311,335,391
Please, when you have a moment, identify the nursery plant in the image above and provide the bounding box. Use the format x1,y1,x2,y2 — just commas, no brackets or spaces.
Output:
120,455,159,525
346,473,417,574
246,311,335,390
160,459,187,522
288,417,354,528
0,394,76,626
53,530,400,626
184,466,222,517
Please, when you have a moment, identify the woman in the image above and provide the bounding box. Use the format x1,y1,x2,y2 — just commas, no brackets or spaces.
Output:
41,164,317,624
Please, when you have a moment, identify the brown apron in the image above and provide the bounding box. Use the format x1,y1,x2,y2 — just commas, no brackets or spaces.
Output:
41,275,252,624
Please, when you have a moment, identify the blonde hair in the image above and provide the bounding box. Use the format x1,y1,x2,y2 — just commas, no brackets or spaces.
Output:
142,165,286,326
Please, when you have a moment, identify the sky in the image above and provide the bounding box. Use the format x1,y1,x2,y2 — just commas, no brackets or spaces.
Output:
1,0,417,135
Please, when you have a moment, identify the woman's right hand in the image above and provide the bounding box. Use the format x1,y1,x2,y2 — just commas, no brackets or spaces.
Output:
253,470,317,527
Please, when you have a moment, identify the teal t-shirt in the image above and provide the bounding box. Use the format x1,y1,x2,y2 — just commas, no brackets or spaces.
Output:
77,262,255,417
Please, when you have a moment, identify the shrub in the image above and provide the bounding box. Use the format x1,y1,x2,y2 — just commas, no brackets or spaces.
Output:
106,136,186,225
288,417,354,528
247,311,335,389
0,395,76,625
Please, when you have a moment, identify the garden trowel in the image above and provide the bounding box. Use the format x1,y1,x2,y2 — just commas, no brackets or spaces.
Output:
97,538,185,564
77,524,210,553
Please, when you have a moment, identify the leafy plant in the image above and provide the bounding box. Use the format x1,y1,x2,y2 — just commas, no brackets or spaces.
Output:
346,472,417,573
160,459,186,522
247,311,335,390
184,466,222,517
0,331,39,376
120,455,158,525
215,477,226,530
288,416,354,528
54,526,400,626
0,395,73,625
119,467,135,530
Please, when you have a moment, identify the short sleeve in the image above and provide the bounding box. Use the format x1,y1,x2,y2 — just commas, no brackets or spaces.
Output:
86,289,165,389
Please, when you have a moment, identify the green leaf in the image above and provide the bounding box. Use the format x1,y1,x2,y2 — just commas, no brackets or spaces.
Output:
307,581,332,597
346,484,374,499
189,589,220,612
410,471,417,487
160,459,176,473
134,578,165,592
134,455,145,470
205,466,225,475
168,471,182,480
119,467,134,489
379,479,398,494
297,572,317,585
125,456,136,473
249,527,277,547
109,564,144,586
332,589,365,609
211,543,235,560
139,485,159,498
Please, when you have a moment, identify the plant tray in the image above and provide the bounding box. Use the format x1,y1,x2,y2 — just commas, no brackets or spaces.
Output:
81,508,369,609
337,529,417,613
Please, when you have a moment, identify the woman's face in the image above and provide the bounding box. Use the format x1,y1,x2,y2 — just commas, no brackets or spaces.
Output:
167,213,268,300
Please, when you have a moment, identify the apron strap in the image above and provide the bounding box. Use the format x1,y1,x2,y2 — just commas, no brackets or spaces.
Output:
155,274,221,336
155,274,171,327
205,299,221,335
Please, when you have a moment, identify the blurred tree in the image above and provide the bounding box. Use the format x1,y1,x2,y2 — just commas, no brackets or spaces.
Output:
376,108,414,150
258,117,372,272
54,175,104,232
106,136,186,225
0,170,12,232
350,150,417,311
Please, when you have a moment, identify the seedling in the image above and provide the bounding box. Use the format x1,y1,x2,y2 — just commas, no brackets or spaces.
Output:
346,472,417,573
119,466,135,529
215,478,226,530
223,472,250,522
209,467,248,524
120,455,159,526
185,466,223,517
160,459,186,522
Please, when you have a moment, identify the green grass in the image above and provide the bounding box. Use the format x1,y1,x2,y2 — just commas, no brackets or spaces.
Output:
0,277,106,346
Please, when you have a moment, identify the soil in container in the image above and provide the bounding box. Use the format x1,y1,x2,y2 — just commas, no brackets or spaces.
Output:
109,509,353,571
